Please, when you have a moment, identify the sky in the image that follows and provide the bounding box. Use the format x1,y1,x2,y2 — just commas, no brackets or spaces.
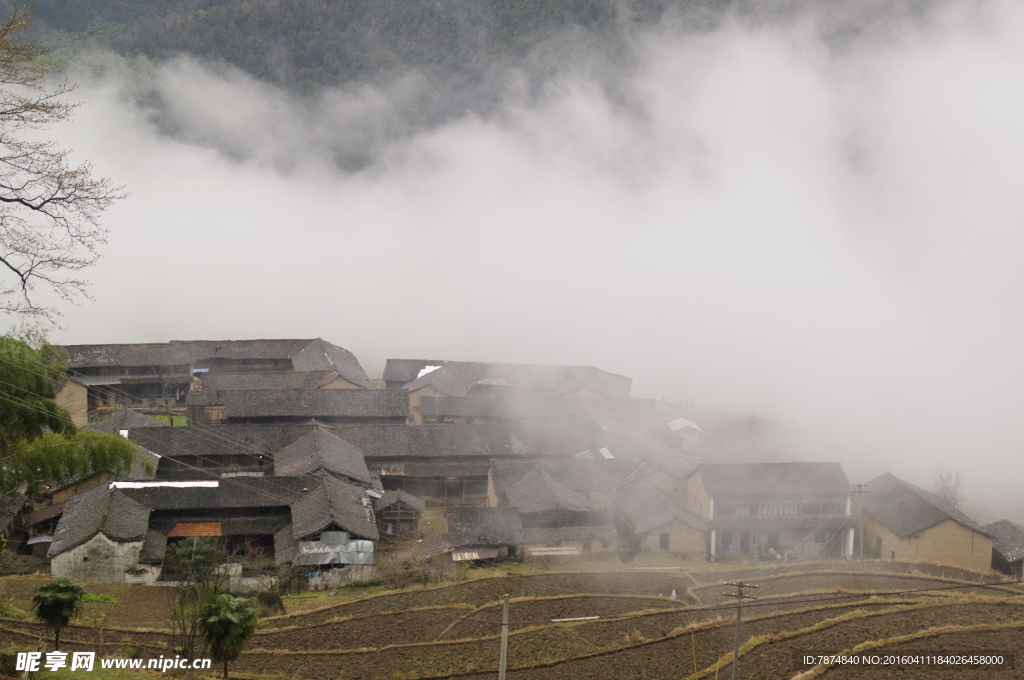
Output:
8,0,1023,514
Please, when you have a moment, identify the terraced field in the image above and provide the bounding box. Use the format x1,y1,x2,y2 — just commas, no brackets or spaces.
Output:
1,563,1020,679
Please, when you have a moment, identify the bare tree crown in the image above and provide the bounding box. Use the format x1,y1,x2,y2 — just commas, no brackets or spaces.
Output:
0,5,124,323
932,467,965,510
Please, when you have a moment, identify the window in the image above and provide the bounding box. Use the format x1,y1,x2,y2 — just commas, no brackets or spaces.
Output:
659,534,670,550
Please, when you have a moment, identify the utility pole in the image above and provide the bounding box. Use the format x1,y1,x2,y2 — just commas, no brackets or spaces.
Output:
723,582,757,680
498,593,510,680
850,484,869,561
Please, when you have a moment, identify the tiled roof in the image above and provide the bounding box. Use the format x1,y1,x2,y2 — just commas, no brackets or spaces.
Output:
333,423,578,459
446,507,524,546
167,522,222,537
490,459,643,498
48,485,151,556
504,468,600,514
374,490,427,513
127,424,312,459
420,396,657,421
289,339,374,389
198,371,337,392
695,462,850,498
0,493,27,533
401,368,475,397
87,410,170,433
290,476,378,541
188,389,409,418
612,481,706,534
138,529,167,563
64,339,313,368
24,500,66,527
117,477,312,510
274,426,375,485
863,472,992,539
402,462,491,478
985,520,1024,563
384,359,632,398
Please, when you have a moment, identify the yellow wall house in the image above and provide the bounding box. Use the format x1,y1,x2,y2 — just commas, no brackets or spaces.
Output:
860,472,994,572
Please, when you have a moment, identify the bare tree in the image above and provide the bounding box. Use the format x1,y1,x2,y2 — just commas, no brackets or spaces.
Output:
932,467,965,510
0,5,124,323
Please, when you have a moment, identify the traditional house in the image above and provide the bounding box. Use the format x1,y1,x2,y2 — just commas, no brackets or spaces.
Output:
375,490,426,537
63,338,372,414
417,395,657,426
666,418,701,451
985,520,1024,577
500,467,605,529
611,481,706,558
687,463,854,560
488,459,643,509
438,506,615,561
402,368,475,425
186,389,409,425
860,472,994,572
384,359,632,399
87,409,170,434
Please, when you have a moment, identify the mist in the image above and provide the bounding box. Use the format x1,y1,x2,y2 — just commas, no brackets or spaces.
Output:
22,0,1024,514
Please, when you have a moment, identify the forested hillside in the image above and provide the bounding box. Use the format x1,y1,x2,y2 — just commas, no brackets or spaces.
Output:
32,0,698,90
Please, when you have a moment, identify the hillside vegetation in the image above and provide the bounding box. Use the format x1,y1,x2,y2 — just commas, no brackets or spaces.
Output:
33,0,691,91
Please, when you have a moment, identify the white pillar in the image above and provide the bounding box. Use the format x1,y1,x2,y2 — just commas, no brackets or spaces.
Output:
710,529,716,558
845,527,854,559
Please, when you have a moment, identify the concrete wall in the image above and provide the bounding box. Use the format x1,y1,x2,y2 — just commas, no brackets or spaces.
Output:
862,512,993,572
50,533,160,584
640,519,706,559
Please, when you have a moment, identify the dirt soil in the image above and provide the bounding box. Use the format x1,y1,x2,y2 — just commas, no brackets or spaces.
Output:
264,572,694,628
707,601,1024,680
687,561,1005,585
821,625,1024,679
105,586,177,625
439,596,688,640
690,572,1011,604
248,607,468,650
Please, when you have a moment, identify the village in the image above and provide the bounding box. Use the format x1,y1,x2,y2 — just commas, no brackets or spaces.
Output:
0,337,1012,587
0,337,1021,679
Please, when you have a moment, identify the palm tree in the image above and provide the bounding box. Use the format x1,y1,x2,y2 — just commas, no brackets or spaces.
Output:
199,593,258,679
31,578,85,650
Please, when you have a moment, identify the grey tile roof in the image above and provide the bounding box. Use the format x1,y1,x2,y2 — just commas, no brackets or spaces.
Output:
127,424,314,459
446,507,524,546
138,529,167,563
128,448,161,481
333,423,579,459
490,459,643,498
504,468,600,514
289,339,374,389
117,477,313,510
290,476,378,541
188,389,409,418
24,500,66,527
87,410,170,433
862,472,993,539
274,426,374,485
985,520,1024,563
64,339,314,368
612,482,707,534
383,360,632,398
695,462,850,498
0,492,27,533
197,371,337,392
48,485,151,556
420,396,657,421
401,368,475,397
374,490,427,513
